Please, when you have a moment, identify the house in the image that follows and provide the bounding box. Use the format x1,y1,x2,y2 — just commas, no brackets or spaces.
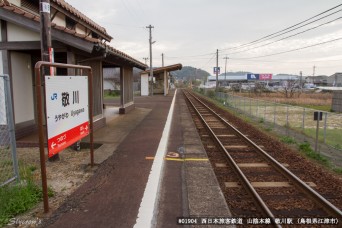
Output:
305,75,328,86
0,0,146,139
327,73,342,87
141,64,182,96
104,67,142,93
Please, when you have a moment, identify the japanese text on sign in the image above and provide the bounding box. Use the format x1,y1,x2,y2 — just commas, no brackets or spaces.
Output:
45,76,89,157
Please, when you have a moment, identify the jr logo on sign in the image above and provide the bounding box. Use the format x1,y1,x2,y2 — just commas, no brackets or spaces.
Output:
51,93,57,100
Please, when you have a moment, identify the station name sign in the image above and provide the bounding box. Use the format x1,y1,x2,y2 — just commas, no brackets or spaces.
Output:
214,67,220,74
247,73,273,80
45,76,89,157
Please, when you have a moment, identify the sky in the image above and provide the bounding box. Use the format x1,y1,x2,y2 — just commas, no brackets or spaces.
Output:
67,0,342,76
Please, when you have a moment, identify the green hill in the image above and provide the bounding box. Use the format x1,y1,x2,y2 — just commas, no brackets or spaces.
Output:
172,66,210,81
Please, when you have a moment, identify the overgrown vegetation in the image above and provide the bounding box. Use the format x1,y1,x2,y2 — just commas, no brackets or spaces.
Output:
0,166,53,227
238,91,333,111
303,128,342,150
104,90,120,98
299,142,329,166
0,182,40,226
280,136,296,144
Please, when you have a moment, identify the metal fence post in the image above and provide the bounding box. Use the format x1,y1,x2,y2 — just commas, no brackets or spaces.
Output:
2,75,20,184
244,97,246,114
302,107,305,130
286,105,289,135
4,75,20,182
273,102,276,125
315,116,320,153
323,112,327,144
256,99,259,117
264,100,266,121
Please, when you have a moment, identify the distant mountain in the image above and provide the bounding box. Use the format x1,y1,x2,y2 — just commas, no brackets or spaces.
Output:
172,66,210,81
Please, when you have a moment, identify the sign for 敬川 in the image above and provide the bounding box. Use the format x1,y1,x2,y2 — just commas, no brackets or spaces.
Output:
45,76,89,157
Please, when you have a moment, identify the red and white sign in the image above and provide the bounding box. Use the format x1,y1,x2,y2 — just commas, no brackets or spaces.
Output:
45,76,89,157
259,74,272,80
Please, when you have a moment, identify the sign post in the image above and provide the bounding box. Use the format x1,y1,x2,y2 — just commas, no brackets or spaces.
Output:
35,61,94,213
314,111,323,153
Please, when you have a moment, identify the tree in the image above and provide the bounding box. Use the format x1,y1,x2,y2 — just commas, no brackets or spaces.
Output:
281,79,299,98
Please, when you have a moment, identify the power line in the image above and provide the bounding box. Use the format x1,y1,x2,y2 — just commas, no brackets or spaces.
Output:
220,3,342,52
120,0,142,26
165,52,217,59
198,53,216,71
228,57,342,64
226,16,342,55
231,37,342,60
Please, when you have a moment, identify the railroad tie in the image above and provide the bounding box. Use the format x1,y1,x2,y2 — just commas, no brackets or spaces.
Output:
215,163,290,168
225,182,316,188
217,134,236,137
224,145,248,149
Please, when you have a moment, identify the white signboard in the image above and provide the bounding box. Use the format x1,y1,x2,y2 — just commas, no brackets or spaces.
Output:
45,76,89,157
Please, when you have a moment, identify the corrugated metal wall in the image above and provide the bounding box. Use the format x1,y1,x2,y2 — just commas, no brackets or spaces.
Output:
332,91,342,113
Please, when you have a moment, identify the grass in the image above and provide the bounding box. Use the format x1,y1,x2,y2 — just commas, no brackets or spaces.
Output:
333,167,342,174
303,128,342,150
299,104,332,112
0,181,42,226
280,136,296,144
235,91,334,112
103,90,120,98
0,164,52,227
299,142,329,166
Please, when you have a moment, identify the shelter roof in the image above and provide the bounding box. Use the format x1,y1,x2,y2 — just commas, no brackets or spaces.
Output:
0,0,147,69
142,64,182,74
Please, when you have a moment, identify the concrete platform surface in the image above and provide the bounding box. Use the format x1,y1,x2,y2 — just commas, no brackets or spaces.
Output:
42,90,232,228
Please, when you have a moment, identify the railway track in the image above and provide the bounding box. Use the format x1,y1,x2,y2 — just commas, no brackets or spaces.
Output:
183,89,342,226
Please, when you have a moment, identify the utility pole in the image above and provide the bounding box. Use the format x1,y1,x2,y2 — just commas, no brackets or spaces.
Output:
146,25,154,96
216,49,219,91
143,57,149,65
313,65,316,86
161,53,164,67
39,0,54,214
300,71,303,93
40,0,52,66
223,55,229,86
40,0,59,162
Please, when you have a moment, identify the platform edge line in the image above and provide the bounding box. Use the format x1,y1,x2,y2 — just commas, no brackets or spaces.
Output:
133,90,177,228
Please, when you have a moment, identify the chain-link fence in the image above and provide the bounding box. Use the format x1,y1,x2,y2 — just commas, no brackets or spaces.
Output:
197,88,342,153
0,74,19,186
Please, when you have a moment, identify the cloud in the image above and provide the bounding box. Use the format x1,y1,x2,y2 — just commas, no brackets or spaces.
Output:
66,0,342,75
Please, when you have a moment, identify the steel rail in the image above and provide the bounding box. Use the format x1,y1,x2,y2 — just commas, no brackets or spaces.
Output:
186,90,342,218
183,91,281,227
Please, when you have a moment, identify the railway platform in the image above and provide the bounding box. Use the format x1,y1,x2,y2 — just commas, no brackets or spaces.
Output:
44,89,233,227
